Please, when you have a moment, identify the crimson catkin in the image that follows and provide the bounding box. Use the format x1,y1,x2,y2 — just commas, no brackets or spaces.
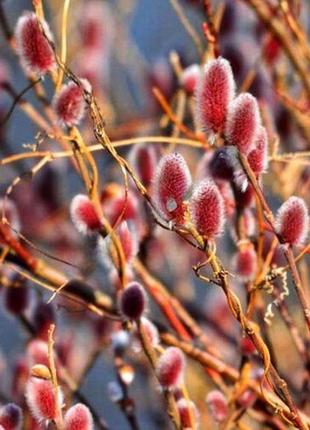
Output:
53,81,88,127
247,126,268,175
195,57,235,135
70,194,102,235
189,179,225,239
156,347,185,389
275,196,309,246
153,153,191,222
206,390,228,423
25,377,62,422
15,12,56,76
64,403,94,430
225,93,260,155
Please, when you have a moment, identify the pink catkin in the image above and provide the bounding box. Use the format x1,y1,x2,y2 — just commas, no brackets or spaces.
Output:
247,126,268,175
189,179,225,239
15,12,55,76
64,404,93,430
181,64,200,94
70,194,102,235
156,347,185,389
176,398,199,429
53,81,88,127
225,93,260,155
195,57,235,135
153,153,192,222
206,390,228,423
140,317,159,347
128,144,157,187
0,403,23,430
25,377,61,422
275,196,309,246
234,246,257,281
117,222,138,264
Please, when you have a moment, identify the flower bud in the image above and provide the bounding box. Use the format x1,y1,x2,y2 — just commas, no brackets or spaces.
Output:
128,144,157,187
234,246,257,281
233,183,254,210
25,377,62,422
225,93,260,155
156,347,185,389
26,340,49,367
53,81,89,127
176,398,199,429
153,153,191,222
209,148,235,181
64,404,93,430
119,282,146,320
181,64,200,94
70,194,102,235
206,390,228,423
32,302,56,341
237,389,256,408
140,317,159,347
101,186,139,225
247,126,268,175
15,12,56,76
0,403,23,430
117,222,138,264
240,337,256,356
189,179,225,239
275,196,309,246
4,279,29,315
195,58,235,135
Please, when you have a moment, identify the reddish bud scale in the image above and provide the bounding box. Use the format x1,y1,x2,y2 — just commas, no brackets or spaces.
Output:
234,246,257,281
156,347,185,389
128,144,157,187
15,12,55,76
25,377,61,422
195,57,235,135
64,404,93,430
153,153,192,222
53,81,88,127
247,126,268,176
225,93,260,155
0,403,23,430
275,196,309,246
181,64,200,94
189,179,225,239
206,390,228,423
119,282,146,321
70,194,102,235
